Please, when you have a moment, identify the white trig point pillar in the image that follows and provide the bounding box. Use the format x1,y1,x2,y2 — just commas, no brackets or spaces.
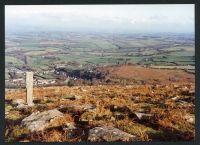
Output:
26,72,34,106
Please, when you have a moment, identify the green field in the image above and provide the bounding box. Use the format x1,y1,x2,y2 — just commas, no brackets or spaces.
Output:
5,56,24,65
5,32,195,74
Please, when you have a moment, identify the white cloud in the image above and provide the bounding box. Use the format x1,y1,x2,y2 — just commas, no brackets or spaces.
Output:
5,4,194,33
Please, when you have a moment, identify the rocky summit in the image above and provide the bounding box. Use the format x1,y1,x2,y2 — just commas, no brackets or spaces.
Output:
5,84,195,142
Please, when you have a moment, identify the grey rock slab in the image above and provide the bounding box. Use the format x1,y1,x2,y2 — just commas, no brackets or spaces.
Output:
16,104,30,110
12,99,25,106
88,126,138,142
134,112,153,120
21,109,64,132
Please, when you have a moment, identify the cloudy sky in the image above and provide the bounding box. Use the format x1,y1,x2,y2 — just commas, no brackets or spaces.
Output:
5,5,194,34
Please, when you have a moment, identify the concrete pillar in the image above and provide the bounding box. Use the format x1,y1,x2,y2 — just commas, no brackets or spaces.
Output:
26,72,34,106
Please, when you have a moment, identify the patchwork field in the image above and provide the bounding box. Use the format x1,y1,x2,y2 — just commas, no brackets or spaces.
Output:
5,32,194,75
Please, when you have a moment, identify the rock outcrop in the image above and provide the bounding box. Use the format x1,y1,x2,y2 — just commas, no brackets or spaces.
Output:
134,112,153,120
21,109,64,132
88,126,138,142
